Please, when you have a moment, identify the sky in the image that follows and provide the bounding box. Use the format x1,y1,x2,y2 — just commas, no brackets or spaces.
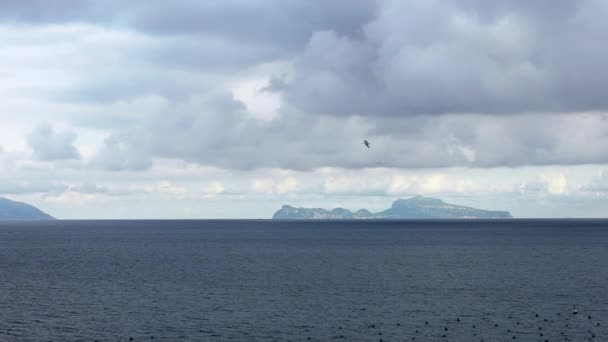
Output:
1,0,608,219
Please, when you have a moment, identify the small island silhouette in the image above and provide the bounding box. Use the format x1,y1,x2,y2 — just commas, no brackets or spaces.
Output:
273,195,512,219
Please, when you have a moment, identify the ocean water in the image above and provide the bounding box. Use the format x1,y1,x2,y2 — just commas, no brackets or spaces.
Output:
0,220,606,342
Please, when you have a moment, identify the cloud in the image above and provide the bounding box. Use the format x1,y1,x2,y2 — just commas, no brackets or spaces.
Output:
108,1,375,50
26,124,80,161
92,135,152,171
283,0,608,117
320,170,477,197
4,1,608,171
0,1,375,55
70,182,109,194
250,177,298,195
0,1,107,23
0,178,69,195
202,182,224,197
89,106,608,171
150,181,186,195
4,1,608,117
520,173,569,195
3,0,608,219
581,170,608,193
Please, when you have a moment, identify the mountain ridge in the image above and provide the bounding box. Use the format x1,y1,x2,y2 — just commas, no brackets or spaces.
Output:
273,196,512,219
0,197,55,220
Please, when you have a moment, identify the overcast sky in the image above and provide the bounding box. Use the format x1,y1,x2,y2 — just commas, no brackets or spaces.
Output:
2,0,608,218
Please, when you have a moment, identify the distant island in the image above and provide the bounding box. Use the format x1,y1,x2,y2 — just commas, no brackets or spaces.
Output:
273,195,512,219
0,197,55,220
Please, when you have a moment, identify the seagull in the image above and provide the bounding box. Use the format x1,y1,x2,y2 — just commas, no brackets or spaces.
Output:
363,140,371,148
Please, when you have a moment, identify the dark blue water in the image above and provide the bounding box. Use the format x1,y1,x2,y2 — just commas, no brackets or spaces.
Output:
0,220,606,341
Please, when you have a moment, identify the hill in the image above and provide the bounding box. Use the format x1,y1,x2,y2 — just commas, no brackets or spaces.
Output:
0,197,55,220
273,196,512,219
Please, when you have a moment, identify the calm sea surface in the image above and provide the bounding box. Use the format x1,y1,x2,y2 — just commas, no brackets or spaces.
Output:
0,220,606,341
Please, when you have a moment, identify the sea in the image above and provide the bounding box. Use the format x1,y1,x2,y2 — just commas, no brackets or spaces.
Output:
0,219,606,341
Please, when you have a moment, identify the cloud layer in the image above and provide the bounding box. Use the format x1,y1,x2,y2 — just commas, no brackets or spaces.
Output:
285,0,608,117
1,0,608,217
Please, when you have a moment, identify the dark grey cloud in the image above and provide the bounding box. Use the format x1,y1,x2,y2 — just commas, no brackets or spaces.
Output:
26,124,80,161
16,0,607,115
0,1,375,50
5,0,608,171
0,0,102,22
79,99,448,171
34,1,374,105
93,136,152,171
125,1,375,48
90,104,608,171
48,35,285,105
5,1,608,115
141,35,287,72
283,0,608,117
0,0,376,83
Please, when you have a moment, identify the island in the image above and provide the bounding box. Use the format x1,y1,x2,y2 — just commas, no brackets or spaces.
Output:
0,197,55,220
273,195,512,219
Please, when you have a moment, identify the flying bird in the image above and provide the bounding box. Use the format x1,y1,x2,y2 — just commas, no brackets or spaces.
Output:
363,140,371,148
